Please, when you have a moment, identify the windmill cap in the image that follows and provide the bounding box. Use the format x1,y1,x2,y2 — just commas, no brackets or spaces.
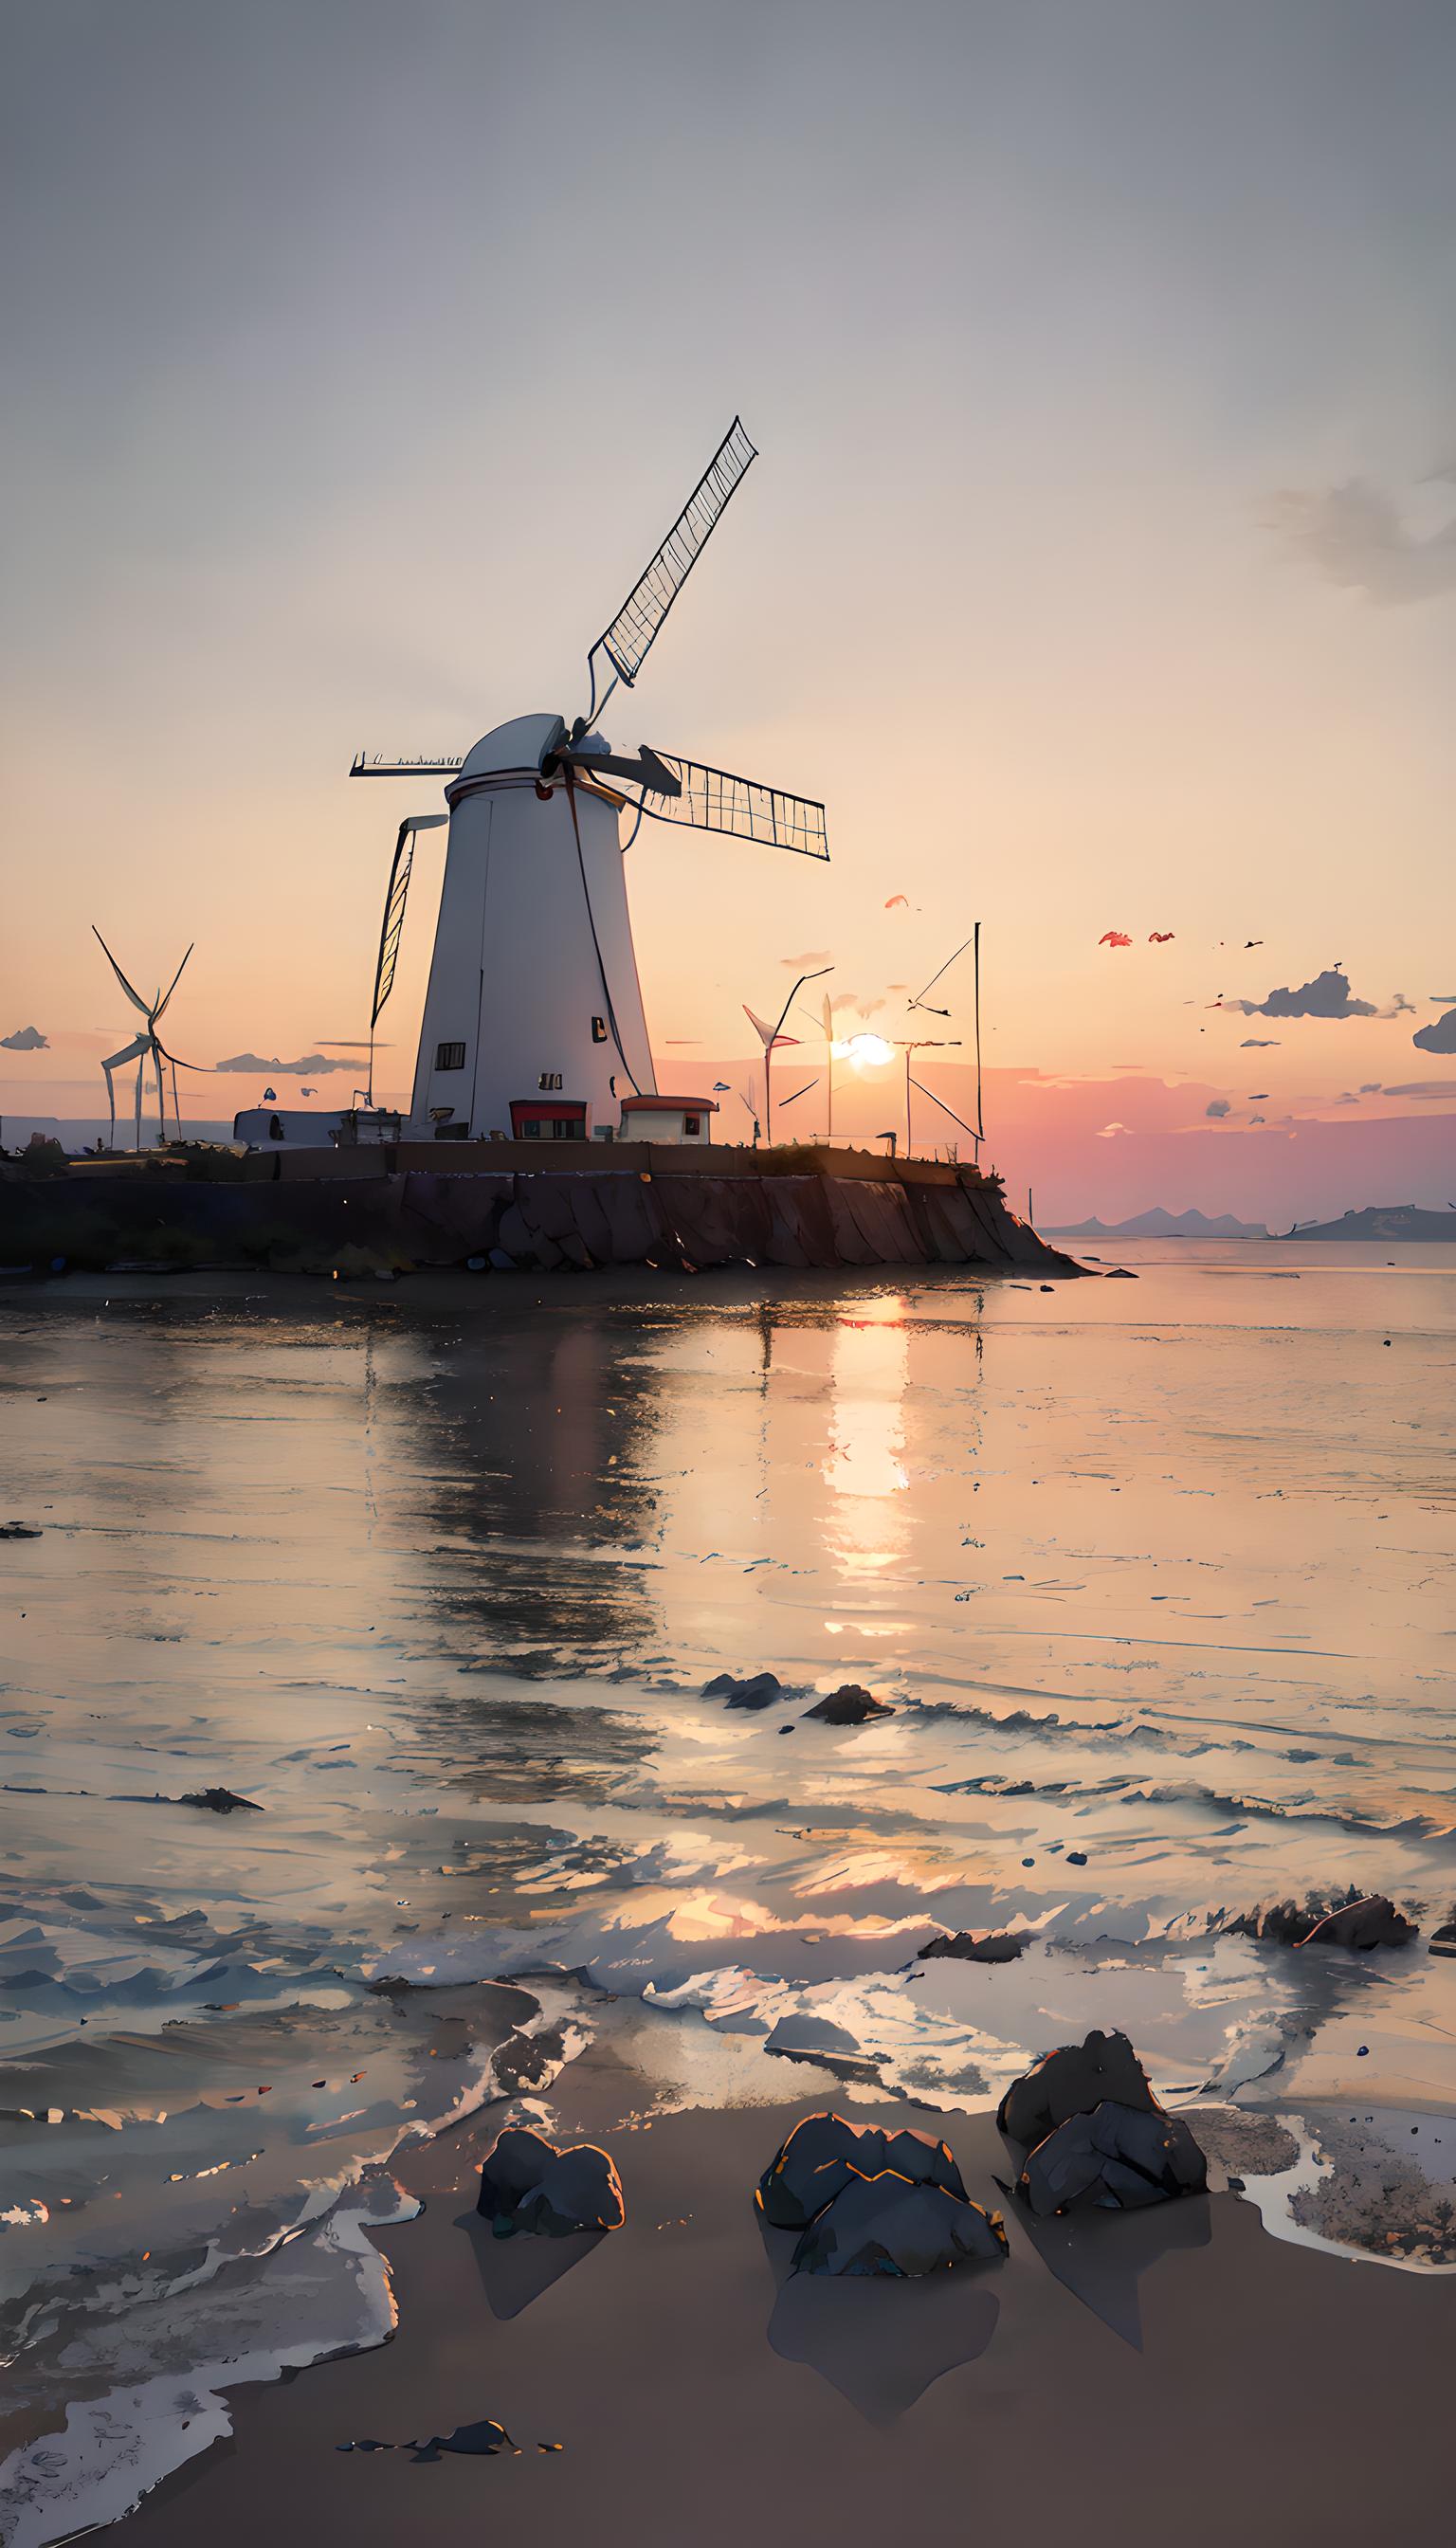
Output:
455,712,570,784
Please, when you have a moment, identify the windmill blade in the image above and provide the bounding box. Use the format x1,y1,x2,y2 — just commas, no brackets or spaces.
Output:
92,925,152,1016
910,931,975,1013
153,943,194,1026
350,753,464,778
101,1033,152,1071
743,1004,800,1052
552,744,682,795
636,753,828,859
589,417,756,698
372,815,446,1028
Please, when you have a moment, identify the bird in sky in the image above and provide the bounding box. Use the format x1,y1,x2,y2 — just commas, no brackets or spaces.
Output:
1100,931,1133,949
1149,932,1175,943
884,893,910,910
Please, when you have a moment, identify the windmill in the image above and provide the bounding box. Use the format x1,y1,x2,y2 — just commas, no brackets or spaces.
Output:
92,928,196,1150
350,420,828,1142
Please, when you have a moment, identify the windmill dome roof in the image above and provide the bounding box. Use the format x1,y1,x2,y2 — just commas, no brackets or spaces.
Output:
457,712,567,782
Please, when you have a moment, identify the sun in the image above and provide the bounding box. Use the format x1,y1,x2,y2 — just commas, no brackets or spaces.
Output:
833,1032,896,1072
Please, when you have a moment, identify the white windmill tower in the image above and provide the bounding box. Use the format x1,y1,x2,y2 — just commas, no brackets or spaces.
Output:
92,928,196,1150
351,420,828,1145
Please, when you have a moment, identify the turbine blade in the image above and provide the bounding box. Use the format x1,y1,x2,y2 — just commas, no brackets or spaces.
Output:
743,1004,800,1050
912,932,975,1010
589,417,756,693
101,1034,151,1070
92,925,151,1015
153,943,194,1025
635,751,828,859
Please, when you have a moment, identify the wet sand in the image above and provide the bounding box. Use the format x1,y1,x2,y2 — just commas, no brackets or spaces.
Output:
123,2029,1456,2548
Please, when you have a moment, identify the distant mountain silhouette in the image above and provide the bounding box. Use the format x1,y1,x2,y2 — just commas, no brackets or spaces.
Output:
1283,1203,1456,1241
1046,1206,1268,1239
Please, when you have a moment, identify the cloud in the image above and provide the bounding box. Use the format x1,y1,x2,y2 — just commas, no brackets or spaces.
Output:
1430,992,1456,1007
780,950,831,968
1266,470,1456,605
1225,968,1374,1020
1240,1037,1280,1047
213,1051,362,1075
1,1024,48,1050
1094,1121,1131,1138
1381,992,1416,1016
1205,1097,1231,1119
1382,1081,1456,1100
1360,1082,1382,1093
1412,1007,1456,1055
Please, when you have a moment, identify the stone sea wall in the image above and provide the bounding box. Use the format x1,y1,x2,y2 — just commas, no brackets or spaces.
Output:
0,1165,1083,1279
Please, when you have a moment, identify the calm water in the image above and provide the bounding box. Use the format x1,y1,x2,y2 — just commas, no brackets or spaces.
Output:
2,1241,1455,2539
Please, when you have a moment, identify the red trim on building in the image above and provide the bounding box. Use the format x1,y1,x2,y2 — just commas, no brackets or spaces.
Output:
509,1098,589,1137
618,1095,719,1114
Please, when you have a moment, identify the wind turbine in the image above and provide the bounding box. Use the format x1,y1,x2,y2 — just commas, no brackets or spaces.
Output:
92,928,195,1150
744,964,832,1144
903,921,984,1157
347,420,830,1142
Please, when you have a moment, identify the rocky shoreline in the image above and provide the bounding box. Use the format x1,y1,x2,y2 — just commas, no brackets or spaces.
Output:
0,1159,1083,1281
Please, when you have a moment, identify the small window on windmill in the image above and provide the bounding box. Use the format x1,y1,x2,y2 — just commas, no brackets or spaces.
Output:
591,1016,608,1043
684,1114,701,1138
435,1041,465,1072
537,1070,563,1091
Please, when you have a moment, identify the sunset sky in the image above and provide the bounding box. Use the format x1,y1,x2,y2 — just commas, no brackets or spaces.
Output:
4,0,1454,1217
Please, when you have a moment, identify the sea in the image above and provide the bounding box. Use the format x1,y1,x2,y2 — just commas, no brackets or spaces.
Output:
2,1239,1454,2540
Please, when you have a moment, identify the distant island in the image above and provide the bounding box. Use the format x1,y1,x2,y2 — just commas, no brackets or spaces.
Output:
1046,1206,1268,1240
1282,1203,1456,1242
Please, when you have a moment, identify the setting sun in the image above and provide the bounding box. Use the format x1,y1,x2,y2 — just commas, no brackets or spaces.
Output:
833,1033,896,1072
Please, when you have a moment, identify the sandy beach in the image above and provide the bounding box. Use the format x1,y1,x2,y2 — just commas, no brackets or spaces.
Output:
118,2011,1456,2548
